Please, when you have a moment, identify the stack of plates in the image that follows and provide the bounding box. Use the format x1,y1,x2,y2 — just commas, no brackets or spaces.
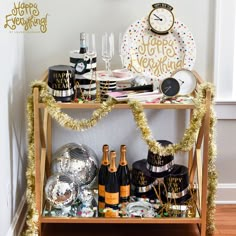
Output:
99,81,117,101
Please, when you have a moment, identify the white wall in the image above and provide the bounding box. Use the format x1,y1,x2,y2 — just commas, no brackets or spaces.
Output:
0,1,27,236
215,119,236,203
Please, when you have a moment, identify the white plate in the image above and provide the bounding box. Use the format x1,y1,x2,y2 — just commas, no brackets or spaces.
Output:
121,17,196,80
83,71,133,82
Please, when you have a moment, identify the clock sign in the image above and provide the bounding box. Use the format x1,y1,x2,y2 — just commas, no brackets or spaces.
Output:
171,69,197,95
148,3,175,35
160,77,180,97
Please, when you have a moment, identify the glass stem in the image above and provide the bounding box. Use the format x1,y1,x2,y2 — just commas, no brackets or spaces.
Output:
105,61,109,72
120,55,124,68
106,60,111,75
90,58,93,77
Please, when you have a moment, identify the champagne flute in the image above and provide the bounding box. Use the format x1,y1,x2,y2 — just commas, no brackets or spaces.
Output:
85,33,96,100
119,33,125,68
102,32,114,76
86,33,96,78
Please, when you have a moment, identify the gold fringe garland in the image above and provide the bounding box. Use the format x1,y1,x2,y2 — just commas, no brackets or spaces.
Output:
23,95,39,236
23,81,217,236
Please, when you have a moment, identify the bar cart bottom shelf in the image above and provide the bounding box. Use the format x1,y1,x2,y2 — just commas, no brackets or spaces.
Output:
41,222,201,236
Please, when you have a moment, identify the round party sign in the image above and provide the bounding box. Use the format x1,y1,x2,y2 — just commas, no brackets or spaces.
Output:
121,17,196,80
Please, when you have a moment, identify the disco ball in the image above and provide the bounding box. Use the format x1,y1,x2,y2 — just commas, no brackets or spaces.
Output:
45,173,78,209
77,187,94,205
52,143,80,160
51,143,99,187
51,156,70,174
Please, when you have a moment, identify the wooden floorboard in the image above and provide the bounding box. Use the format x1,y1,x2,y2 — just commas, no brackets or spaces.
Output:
40,205,236,236
214,205,236,235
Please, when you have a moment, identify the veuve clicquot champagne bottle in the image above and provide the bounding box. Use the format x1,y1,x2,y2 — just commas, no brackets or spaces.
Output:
98,144,109,210
117,145,130,203
105,150,119,210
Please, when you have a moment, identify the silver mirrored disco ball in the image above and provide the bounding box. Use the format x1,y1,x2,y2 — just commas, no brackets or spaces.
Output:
51,156,70,174
51,143,99,187
77,187,94,205
52,143,80,160
45,173,78,209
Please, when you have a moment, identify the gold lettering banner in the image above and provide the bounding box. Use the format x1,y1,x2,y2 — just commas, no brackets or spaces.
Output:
4,2,48,33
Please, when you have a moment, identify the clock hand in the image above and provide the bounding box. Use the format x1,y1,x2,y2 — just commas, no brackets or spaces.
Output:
164,86,171,93
154,14,163,21
178,79,184,85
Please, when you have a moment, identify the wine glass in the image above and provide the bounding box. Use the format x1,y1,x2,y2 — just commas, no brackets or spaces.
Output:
119,33,125,68
84,33,97,101
102,32,114,76
86,33,96,79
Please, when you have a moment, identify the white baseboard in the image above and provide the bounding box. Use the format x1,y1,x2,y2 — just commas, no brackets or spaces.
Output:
6,192,27,236
216,183,236,204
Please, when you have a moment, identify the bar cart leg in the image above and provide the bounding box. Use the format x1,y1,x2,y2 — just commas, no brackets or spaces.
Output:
188,109,194,175
200,90,211,236
33,87,42,235
38,222,42,236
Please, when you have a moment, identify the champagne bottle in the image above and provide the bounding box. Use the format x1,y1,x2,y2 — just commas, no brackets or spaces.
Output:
75,32,88,75
79,32,87,54
71,32,96,100
98,144,109,210
117,145,130,203
105,150,119,210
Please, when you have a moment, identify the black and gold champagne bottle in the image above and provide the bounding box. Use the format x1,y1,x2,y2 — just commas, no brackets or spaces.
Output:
98,144,109,210
105,151,119,210
70,32,96,100
117,145,130,203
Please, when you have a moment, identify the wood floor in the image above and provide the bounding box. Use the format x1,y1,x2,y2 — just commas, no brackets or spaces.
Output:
40,205,236,236
214,205,236,235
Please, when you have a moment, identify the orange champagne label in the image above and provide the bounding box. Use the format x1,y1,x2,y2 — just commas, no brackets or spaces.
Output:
105,192,119,205
98,201,105,210
105,209,119,218
98,184,105,197
120,185,130,197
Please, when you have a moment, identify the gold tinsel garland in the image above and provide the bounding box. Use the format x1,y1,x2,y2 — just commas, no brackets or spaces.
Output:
23,81,217,235
23,95,39,236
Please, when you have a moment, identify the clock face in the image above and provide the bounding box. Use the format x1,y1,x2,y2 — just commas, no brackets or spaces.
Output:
160,78,180,97
149,8,174,34
171,69,197,95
